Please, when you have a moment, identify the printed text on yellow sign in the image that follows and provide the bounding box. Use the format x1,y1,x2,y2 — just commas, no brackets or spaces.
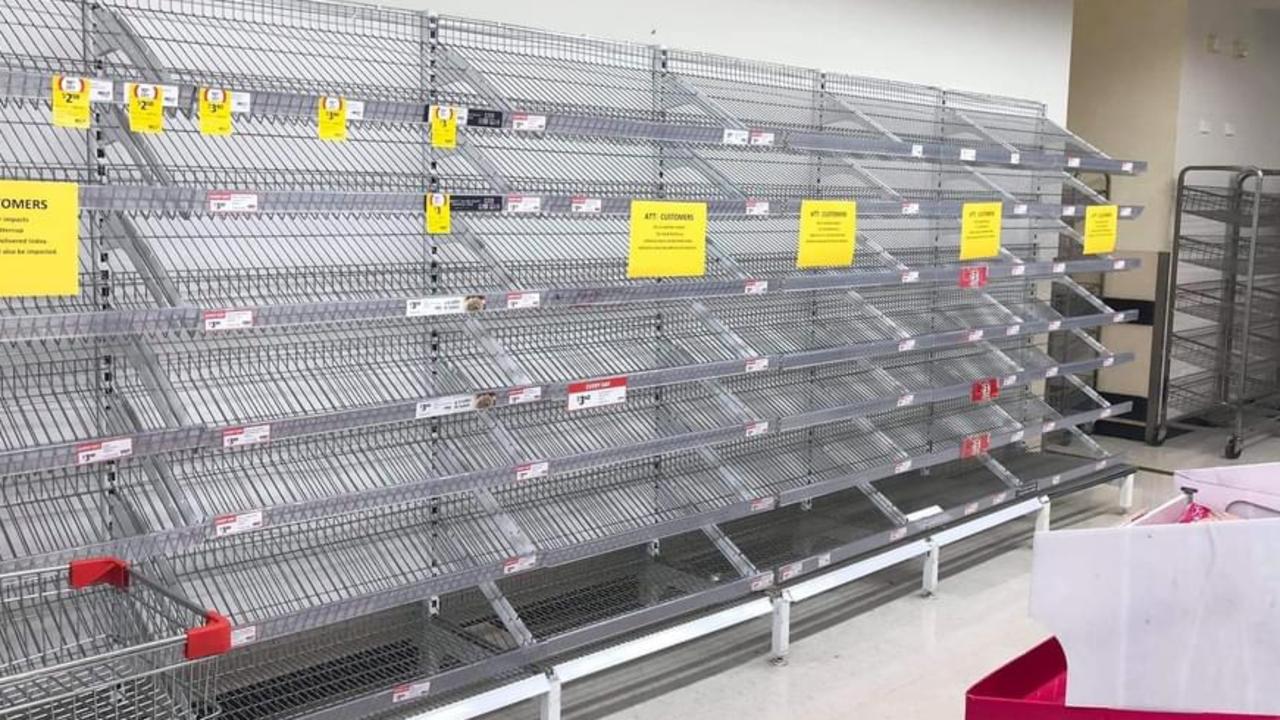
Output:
960,201,1003,260
627,200,708,278
796,199,857,268
0,180,80,297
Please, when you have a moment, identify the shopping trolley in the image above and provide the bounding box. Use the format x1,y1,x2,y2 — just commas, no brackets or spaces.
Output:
0,558,231,719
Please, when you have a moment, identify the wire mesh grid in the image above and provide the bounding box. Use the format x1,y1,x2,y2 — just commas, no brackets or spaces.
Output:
0,564,219,720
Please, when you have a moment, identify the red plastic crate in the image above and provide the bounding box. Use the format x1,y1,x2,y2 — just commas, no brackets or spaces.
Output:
966,638,1277,720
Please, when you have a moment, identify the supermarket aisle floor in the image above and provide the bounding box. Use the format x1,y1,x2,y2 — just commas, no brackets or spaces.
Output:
483,432,1280,720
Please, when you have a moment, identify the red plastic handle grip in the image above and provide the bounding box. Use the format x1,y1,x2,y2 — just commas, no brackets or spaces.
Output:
185,612,233,660
68,557,130,589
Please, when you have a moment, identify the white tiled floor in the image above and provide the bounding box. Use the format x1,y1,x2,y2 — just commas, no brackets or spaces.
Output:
483,432,1280,720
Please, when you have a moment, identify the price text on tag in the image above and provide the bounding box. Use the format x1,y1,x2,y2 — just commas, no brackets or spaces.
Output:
430,105,458,148
567,376,628,411
51,75,90,128
425,193,451,235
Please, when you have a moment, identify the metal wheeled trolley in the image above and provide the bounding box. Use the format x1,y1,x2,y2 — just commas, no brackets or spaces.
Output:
0,558,231,719
1149,166,1280,457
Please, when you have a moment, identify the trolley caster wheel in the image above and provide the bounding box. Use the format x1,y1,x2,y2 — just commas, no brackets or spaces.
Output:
1224,436,1243,460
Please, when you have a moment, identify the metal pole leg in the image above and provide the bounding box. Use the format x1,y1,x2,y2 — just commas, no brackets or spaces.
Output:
1118,473,1135,512
1035,499,1051,534
540,673,561,720
922,541,940,597
769,594,791,665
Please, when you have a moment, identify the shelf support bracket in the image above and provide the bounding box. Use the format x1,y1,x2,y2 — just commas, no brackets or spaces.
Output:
478,580,536,648
702,523,758,578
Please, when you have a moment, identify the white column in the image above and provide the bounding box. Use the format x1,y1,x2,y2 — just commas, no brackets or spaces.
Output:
922,541,940,596
539,673,561,720
1118,473,1135,512
1035,498,1051,534
769,594,791,664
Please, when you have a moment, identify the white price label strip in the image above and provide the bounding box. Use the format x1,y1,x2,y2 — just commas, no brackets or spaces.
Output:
392,681,432,704
231,625,258,647
503,554,537,575
722,128,749,145
507,386,542,405
570,196,602,213
222,424,271,448
515,461,549,481
75,438,133,465
203,309,254,331
567,376,627,411
416,394,479,419
744,280,768,295
511,113,547,131
745,357,769,372
406,296,474,317
214,510,264,538
505,292,540,310
207,191,259,213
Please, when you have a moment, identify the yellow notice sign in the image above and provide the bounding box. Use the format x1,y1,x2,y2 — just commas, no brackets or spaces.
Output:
426,193,451,235
0,180,79,297
627,200,707,278
960,201,1003,260
318,96,347,142
199,88,233,136
430,105,458,149
796,199,857,268
1084,205,1119,255
51,75,90,129
127,83,165,134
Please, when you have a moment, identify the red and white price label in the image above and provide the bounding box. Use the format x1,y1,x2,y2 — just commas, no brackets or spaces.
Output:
778,562,803,582
222,424,271,449
1121,161,1134,173
207,191,259,213
897,394,915,407
722,128,749,145
910,144,924,158
901,270,920,283
1048,320,1062,331
960,432,991,459
967,329,985,342
750,496,777,513
213,509,264,538
901,202,920,216
750,573,775,591
1052,262,1066,273
958,265,988,289
505,292,541,310
993,491,1009,505
964,501,981,516
894,459,913,474
1013,203,1028,216
507,386,542,405
748,129,775,146
392,681,432,704
959,147,977,162
1006,325,1021,337
817,553,832,568
1045,366,1059,378
745,357,769,373
503,554,537,575
1003,374,1018,388
515,461,549,482
567,376,627,411
745,199,770,216
230,625,258,648
744,279,768,295
745,420,769,438
890,527,908,541
416,394,478,419
1010,264,1026,277
203,309,254,331
1067,157,1081,168
406,296,470,317
505,195,542,214
76,438,133,465
970,378,1000,403
898,338,917,352
570,195,602,214
511,112,546,131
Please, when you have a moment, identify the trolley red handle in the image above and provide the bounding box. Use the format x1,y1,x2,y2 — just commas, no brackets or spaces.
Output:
68,556,130,589
66,557,233,660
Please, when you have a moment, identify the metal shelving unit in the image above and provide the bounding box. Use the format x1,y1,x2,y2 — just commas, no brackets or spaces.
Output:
0,0,1143,717
1149,166,1280,457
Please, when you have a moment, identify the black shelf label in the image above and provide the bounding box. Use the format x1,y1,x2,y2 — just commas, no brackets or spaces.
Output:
452,194,505,212
466,109,505,128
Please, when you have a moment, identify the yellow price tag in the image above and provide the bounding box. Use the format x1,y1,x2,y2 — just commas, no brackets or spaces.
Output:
627,200,707,278
960,201,1003,260
0,180,80,297
1083,205,1118,255
51,75,90,129
796,199,857,268
199,88,233,137
430,105,458,149
318,96,347,142
426,193,451,235
127,83,165,134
